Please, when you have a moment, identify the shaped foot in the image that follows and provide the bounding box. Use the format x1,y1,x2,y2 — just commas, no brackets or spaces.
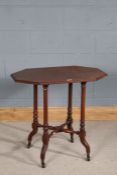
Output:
79,131,91,161
27,127,38,148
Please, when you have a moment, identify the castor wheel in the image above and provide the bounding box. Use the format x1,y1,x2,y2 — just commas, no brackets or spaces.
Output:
70,138,74,143
87,154,90,161
41,162,46,168
27,143,31,149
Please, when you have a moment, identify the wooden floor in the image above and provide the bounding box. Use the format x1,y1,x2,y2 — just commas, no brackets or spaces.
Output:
0,106,117,121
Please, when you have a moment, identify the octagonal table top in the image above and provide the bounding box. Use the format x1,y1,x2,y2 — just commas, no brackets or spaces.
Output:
11,66,107,85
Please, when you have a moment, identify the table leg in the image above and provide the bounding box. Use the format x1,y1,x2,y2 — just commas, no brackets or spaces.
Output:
79,82,91,161
66,83,74,143
40,85,49,168
27,84,39,148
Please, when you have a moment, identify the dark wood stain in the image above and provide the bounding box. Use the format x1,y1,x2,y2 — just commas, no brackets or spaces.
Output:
11,65,107,85
11,65,107,168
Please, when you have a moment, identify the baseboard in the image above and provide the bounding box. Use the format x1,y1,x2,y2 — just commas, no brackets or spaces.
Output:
0,106,117,121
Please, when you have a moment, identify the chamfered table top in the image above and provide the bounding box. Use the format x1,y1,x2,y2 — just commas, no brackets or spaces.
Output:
11,66,107,85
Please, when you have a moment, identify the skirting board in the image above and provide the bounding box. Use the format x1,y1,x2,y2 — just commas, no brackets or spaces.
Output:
0,107,117,121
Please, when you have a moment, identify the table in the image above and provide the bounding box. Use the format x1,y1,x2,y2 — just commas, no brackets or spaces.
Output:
11,66,107,168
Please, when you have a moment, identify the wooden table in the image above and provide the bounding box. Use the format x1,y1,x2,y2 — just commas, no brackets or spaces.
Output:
11,66,107,168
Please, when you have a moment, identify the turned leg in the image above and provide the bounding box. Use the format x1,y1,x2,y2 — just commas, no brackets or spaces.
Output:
27,84,39,148
66,83,74,143
40,85,49,168
79,82,91,161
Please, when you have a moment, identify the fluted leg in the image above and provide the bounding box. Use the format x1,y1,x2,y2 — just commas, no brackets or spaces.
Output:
67,83,74,143
27,85,39,148
40,85,49,168
79,82,91,161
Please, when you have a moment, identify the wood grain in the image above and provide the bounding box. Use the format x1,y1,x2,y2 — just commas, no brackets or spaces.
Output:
0,106,117,121
11,66,107,85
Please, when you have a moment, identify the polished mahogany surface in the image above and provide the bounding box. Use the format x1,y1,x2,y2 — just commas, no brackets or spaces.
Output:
11,66,107,85
11,65,107,168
